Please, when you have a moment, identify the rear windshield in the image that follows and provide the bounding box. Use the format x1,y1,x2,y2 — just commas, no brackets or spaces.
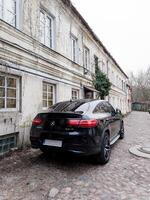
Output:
48,101,90,113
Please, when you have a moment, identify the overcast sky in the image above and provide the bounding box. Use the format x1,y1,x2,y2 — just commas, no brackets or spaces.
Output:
71,0,150,75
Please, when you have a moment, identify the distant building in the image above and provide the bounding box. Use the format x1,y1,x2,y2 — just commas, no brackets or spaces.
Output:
0,0,131,154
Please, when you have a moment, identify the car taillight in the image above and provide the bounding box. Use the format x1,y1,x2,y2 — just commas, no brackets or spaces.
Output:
32,118,42,125
79,119,98,128
67,119,97,128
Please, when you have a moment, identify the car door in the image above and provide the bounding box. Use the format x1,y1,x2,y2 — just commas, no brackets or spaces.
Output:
100,102,116,139
93,102,114,139
105,102,121,137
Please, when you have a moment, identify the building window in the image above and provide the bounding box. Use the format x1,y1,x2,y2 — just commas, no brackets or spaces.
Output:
94,55,98,73
0,133,17,156
71,35,78,62
83,47,90,69
122,80,124,90
0,0,2,19
40,10,54,49
123,82,126,92
43,82,55,109
72,89,79,100
0,0,18,27
0,75,19,110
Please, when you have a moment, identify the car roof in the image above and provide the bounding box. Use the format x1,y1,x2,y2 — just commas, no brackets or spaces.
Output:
53,99,108,107
48,99,107,113
58,99,106,104
55,99,108,111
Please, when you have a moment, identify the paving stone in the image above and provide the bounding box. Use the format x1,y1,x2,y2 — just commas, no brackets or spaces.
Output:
0,111,150,200
48,187,59,198
61,187,72,194
74,181,84,186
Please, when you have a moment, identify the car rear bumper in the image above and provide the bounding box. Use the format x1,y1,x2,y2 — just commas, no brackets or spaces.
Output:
30,135,100,156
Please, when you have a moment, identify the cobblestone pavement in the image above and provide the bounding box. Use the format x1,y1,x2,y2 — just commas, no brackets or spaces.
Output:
0,111,150,200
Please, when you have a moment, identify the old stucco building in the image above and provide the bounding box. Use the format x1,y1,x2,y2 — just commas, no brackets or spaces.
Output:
0,0,131,154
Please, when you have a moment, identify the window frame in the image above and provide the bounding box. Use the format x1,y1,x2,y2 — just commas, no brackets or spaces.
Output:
83,46,90,69
94,55,99,73
0,132,18,155
0,0,19,28
39,9,54,49
42,82,55,109
71,34,78,63
0,74,20,112
0,0,3,19
72,89,79,100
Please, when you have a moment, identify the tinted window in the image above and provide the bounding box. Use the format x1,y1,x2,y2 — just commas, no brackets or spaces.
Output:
102,102,111,113
49,100,90,113
93,103,106,113
104,102,116,114
93,102,114,114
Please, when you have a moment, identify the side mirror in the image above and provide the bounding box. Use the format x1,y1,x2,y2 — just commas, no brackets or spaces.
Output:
116,108,121,115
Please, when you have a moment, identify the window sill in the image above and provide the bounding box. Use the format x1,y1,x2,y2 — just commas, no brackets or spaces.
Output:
0,109,19,112
42,107,49,110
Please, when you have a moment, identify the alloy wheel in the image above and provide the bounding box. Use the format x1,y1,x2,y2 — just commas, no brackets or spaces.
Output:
104,136,111,160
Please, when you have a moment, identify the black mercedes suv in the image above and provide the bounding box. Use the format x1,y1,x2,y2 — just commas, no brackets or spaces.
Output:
30,99,124,164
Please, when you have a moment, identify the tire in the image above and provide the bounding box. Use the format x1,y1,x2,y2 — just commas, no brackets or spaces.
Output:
94,132,111,165
119,122,124,139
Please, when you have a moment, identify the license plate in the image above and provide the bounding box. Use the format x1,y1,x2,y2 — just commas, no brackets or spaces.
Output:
43,139,62,147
